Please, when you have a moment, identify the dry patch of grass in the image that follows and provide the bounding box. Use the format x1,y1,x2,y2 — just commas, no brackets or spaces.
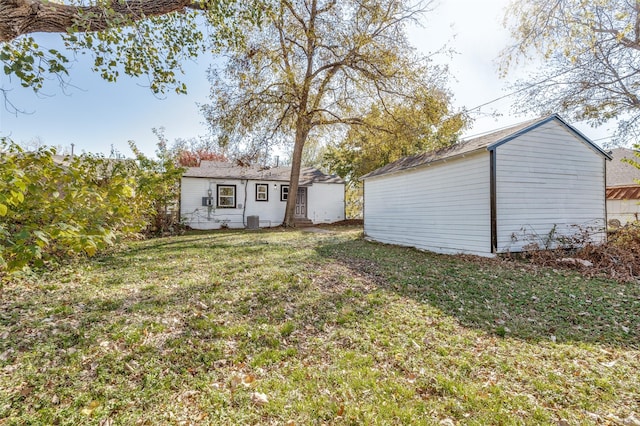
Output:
1,227,638,424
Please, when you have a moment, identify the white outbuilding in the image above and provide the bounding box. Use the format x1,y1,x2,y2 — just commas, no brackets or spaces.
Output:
360,115,612,256
181,161,345,229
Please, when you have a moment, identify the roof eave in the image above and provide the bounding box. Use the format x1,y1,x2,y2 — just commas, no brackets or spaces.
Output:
182,173,343,185
359,147,487,181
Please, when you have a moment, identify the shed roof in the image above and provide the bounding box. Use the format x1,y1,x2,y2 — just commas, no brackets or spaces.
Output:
606,148,640,187
360,114,611,180
183,161,344,185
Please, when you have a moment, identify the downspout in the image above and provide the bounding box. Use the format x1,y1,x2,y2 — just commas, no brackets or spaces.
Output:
242,180,248,227
489,148,497,253
178,177,182,226
208,181,215,220
343,182,347,222
362,181,366,237
603,158,608,242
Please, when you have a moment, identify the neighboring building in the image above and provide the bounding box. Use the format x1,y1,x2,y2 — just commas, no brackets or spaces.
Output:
606,148,640,226
360,114,611,257
181,161,345,229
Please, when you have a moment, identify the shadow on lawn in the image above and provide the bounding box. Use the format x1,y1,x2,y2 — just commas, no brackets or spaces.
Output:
0,231,358,370
3,229,639,423
315,238,640,349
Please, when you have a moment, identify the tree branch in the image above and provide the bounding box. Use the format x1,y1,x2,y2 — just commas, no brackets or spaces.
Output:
0,0,201,42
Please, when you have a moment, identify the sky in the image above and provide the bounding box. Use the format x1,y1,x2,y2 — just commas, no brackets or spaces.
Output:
0,0,615,158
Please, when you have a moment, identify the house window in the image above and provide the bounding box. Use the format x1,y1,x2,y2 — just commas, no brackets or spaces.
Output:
217,184,236,208
256,183,269,201
280,185,289,201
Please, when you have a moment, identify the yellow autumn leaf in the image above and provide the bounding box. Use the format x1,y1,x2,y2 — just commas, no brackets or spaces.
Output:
84,244,97,257
242,374,256,387
0,204,7,216
81,400,101,416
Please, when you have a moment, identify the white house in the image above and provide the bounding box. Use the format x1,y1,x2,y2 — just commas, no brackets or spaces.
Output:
606,148,640,226
360,115,612,257
181,161,345,229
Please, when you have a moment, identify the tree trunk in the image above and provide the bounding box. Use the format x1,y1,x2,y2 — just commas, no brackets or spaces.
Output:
283,120,310,227
0,0,195,42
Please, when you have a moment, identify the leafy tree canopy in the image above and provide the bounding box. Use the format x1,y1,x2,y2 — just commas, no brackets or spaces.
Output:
323,90,466,186
502,0,640,143
0,0,265,97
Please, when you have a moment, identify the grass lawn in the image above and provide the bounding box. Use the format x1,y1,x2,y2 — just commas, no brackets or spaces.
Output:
1,227,639,425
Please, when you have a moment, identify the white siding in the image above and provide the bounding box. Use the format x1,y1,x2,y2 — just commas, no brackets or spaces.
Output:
307,182,345,224
181,177,287,229
607,199,640,225
180,177,344,229
364,152,492,256
495,121,607,252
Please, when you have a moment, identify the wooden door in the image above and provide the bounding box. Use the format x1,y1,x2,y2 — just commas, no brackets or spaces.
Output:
295,187,307,218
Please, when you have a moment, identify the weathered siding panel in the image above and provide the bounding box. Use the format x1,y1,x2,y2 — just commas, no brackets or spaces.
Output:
307,183,345,224
495,121,607,252
364,152,491,256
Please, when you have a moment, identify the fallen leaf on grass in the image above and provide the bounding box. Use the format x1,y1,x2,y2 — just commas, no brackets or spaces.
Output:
251,392,268,406
81,400,101,416
0,349,14,361
242,374,256,387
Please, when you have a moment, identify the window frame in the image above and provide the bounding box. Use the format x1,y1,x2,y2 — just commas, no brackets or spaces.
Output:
280,185,289,202
216,184,237,208
255,183,269,202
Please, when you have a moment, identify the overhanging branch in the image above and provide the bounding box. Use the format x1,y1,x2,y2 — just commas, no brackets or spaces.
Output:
0,0,202,42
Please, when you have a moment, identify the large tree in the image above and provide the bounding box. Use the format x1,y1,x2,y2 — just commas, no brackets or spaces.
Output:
1,0,264,96
324,91,465,186
502,0,640,143
204,0,456,227
323,91,465,218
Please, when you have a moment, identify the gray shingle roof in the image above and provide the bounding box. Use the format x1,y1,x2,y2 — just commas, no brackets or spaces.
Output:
360,115,610,180
183,161,344,185
606,148,640,187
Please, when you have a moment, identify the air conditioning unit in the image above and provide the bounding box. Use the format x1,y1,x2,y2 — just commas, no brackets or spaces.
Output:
247,215,259,230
